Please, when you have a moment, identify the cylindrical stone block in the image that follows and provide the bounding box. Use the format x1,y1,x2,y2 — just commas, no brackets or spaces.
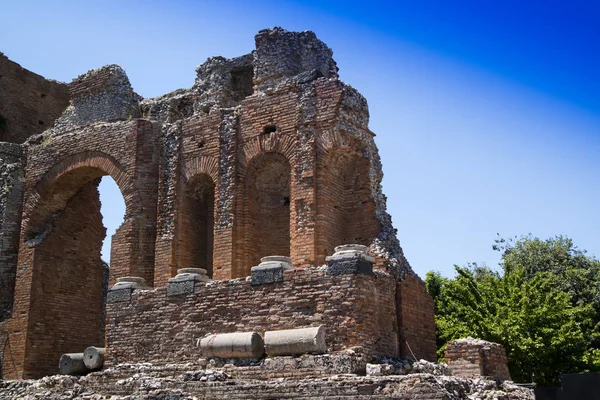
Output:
59,353,89,375
334,244,369,254
178,268,208,275
200,332,264,358
83,346,105,370
114,276,147,288
264,326,327,356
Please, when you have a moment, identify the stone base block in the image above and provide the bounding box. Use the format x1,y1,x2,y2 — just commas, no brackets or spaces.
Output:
167,268,211,296
326,244,375,276
251,256,295,285
107,287,133,303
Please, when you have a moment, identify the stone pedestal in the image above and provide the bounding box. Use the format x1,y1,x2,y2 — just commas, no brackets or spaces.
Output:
325,245,375,276
167,268,211,297
107,276,148,303
251,256,295,285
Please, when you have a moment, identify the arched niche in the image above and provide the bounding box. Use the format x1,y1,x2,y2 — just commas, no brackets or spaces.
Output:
236,152,291,277
316,149,379,263
176,173,216,277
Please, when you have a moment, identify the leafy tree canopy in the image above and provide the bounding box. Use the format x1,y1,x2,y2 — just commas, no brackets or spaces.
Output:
426,235,600,386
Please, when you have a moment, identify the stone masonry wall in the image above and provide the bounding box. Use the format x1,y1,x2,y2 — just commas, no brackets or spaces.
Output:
106,269,399,366
0,143,24,322
0,54,70,144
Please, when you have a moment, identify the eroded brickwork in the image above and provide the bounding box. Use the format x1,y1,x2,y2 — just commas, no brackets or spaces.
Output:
0,54,70,144
0,143,24,322
397,275,438,361
0,27,438,382
21,180,105,378
106,269,398,366
445,338,512,381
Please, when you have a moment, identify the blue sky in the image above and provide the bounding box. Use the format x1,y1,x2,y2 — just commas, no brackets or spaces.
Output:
2,0,599,277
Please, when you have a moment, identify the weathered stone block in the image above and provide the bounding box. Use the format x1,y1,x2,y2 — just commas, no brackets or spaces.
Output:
251,256,295,285
106,287,132,303
199,332,264,359
326,245,375,276
59,353,88,375
264,326,326,356
167,277,195,296
167,268,210,296
366,363,394,376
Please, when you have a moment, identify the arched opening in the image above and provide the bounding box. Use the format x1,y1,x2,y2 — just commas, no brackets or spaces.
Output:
238,153,291,276
21,164,127,378
316,150,379,263
177,174,215,277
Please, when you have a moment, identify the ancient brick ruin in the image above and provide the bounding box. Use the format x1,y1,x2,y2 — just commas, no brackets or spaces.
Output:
0,27,533,400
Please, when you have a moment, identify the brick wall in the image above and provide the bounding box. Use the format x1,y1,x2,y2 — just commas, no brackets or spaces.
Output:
397,275,437,361
315,149,380,264
21,180,105,378
444,338,512,381
1,119,160,379
0,28,433,381
0,54,69,144
176,174,215,276
106,269,399,366
239,153,291,275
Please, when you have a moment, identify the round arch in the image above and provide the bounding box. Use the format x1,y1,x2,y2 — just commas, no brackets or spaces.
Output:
16,151,134,378
23,151,132,240
315,147,379,264
235,151,292,277
176,171,217,277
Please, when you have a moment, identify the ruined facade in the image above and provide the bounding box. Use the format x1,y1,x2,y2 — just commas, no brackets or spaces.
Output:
0,28,437,381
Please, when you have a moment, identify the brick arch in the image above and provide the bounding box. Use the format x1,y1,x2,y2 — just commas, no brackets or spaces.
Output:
22,151,131,240
14,151,142,378
318,128,354,153
315,146,379,264
181,156,219,185
234,151,292,277
238,131,295,174
176,170,217,278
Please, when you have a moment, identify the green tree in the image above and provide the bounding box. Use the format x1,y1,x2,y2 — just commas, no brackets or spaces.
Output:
426,235,600,386
497,235,600,356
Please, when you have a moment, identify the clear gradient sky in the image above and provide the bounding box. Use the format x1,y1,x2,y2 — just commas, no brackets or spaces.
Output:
2,0,599,278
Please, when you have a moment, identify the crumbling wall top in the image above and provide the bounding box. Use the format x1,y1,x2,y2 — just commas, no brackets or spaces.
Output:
253,27,338,90
48,65,141,135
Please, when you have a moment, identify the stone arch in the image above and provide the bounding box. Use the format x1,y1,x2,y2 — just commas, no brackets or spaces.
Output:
176,171,217,277
316,146,379,264
234,151,292,277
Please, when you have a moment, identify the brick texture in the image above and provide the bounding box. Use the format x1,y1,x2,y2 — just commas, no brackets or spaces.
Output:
0,28,438,380
0,54,69,144
445,339,512,381
397,275,437,361
106,269,399,366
